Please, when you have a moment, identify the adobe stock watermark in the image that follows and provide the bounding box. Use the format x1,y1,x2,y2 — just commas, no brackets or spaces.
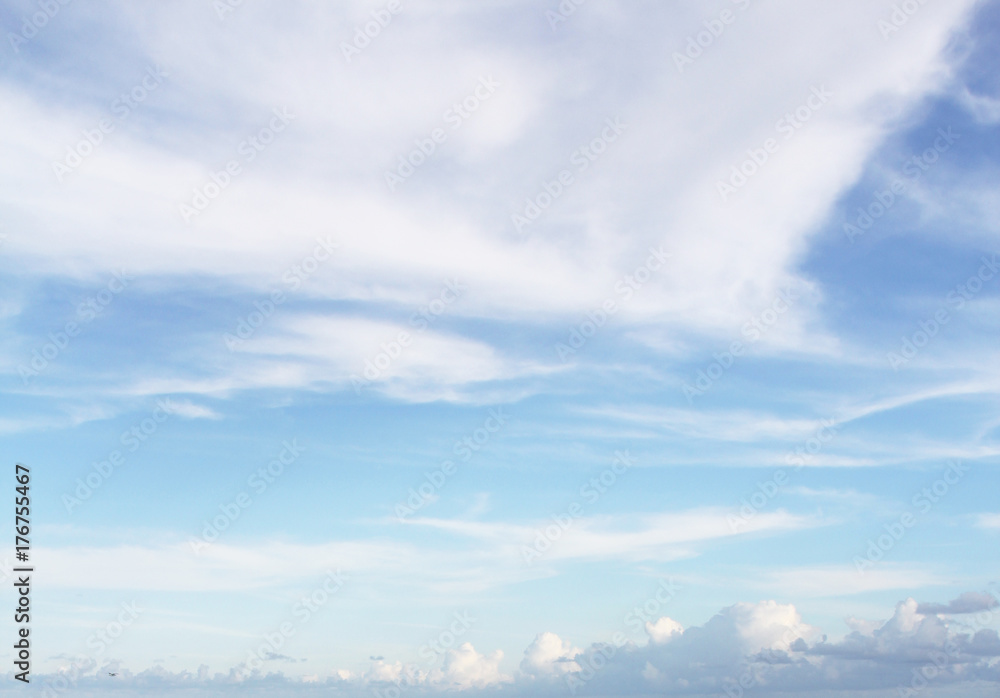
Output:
567,578,681,693
721,622,813,698
371,611,477,698
86,602,143,656
568,576,681,696
224,236,339,351
53,65,168,182
546,0,585,30
887,253,997,370
566,577,680,693
878,0,931,39
682,286,798,402
213,0,243,19
395,409,509,519
235,570,347,679
897,636,962,698
717,85,831,202
845,128,959,243
566,638,626,694
512,116,625,234
385,76,499,192
41,601,144,698
522,450,634,564
726,419,839,532
63,399,179,514
897,586,1000,697
341,0,402,63
673,0,752,73
19,270,133,384
7,0,72,54
189,439,306,554
854,460,969,574
179,107,295,224
555,246,669,362
623,578,683,635
351,279,465,393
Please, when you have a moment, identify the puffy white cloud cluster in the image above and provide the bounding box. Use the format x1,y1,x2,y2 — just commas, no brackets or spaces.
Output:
519,631,582,677
645,616,684,644
430,642,508,689
361,642,508,693
23,593,1000,697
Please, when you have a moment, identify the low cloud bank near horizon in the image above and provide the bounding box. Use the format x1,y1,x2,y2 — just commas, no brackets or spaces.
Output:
16,592,1000,697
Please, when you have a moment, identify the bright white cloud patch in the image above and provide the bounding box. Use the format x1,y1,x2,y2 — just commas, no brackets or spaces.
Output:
645,617,684,644
520,632,582,677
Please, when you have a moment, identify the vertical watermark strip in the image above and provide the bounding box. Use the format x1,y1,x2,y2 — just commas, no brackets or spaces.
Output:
14,462,32,683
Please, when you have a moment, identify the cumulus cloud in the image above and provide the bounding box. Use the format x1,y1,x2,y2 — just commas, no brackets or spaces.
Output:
430,642,510,689
645,617,684,644
363,658,424,686
556,596,1000,696
918,592,1000,615
519,632,582,677
20,593,1000,696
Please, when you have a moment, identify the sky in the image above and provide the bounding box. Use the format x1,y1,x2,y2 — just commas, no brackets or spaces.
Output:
0,0,999,696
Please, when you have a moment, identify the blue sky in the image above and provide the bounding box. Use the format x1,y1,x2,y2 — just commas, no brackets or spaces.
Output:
1,0,1000,696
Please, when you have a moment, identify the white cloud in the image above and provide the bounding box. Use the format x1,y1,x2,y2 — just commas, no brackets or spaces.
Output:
645,617,683,644
430,643,510,689
917,591,1000,615
957,86,1000,124
165,399,221,419
0,0,982,344
405,507,817,564
241,314,545,400
519,632,581,677
0,0,989,416
755,564,953,598
977,513,1000,530
22,594,1000,696
98,313,554,404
